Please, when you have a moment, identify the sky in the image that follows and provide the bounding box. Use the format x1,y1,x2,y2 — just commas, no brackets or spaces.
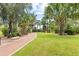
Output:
32,3,48,20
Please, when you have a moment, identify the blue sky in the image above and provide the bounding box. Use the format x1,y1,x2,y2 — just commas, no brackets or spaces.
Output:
32,3,48,20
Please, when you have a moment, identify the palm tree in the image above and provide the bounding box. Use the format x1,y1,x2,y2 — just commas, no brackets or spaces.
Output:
44,3,79,35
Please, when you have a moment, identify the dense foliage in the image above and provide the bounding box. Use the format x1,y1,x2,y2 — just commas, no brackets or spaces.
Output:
0,3,36,37
41,3,79,35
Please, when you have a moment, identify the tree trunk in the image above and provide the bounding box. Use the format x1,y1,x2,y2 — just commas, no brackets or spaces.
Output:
43,25,46,32
8,19,13,38
59,18,65,35
59,23,64,35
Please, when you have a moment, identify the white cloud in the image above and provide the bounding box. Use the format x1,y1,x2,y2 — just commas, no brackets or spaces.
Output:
32,3,48,20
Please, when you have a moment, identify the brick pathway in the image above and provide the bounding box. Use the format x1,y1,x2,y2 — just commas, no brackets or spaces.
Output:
0,33,37,56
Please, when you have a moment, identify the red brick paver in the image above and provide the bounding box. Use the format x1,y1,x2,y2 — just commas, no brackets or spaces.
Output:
0,33,37,56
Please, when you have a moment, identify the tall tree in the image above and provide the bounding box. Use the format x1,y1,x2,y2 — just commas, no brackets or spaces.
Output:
0,3,32,37
44,3,79,35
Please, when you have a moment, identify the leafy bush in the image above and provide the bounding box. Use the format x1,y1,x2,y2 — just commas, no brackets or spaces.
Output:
2,27,8,36
65,20,79,35
2,26,21,37
11,31,21,37
76,29,79,34
55,29,59,33
11,32,18,37
0,31,4,37
11,26,21,37
65,29,76,35
65,25,77,35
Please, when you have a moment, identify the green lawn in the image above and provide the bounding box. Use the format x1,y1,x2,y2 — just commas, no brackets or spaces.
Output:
14,32,79,56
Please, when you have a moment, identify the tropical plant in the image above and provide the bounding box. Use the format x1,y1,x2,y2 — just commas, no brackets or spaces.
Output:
44,3,79,35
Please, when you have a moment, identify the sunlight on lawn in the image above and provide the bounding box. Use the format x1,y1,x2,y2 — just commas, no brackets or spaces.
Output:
14,32,79,56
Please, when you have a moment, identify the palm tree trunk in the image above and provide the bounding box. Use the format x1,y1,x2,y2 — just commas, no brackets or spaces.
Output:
59,18,65,35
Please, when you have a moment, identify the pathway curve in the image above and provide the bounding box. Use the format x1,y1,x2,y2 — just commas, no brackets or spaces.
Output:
0,33,37,56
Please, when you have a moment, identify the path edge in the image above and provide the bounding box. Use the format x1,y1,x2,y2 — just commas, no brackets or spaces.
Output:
9,33,37,56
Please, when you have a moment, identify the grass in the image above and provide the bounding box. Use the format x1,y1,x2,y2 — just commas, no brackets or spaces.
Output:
14,32,79,56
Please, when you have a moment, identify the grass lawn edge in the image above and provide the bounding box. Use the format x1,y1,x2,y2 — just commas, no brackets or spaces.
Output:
9,35,36,56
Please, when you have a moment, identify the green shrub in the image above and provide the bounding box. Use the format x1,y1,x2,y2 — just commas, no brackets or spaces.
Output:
11,31,21,37
2,27,8,36
0,31,4,37
65,20,79,35
65,29,76,35
11,26,21,37
65,25,76,35
75,27,79,34
55,29,59,33
2,27,21,37
11,32,18,37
